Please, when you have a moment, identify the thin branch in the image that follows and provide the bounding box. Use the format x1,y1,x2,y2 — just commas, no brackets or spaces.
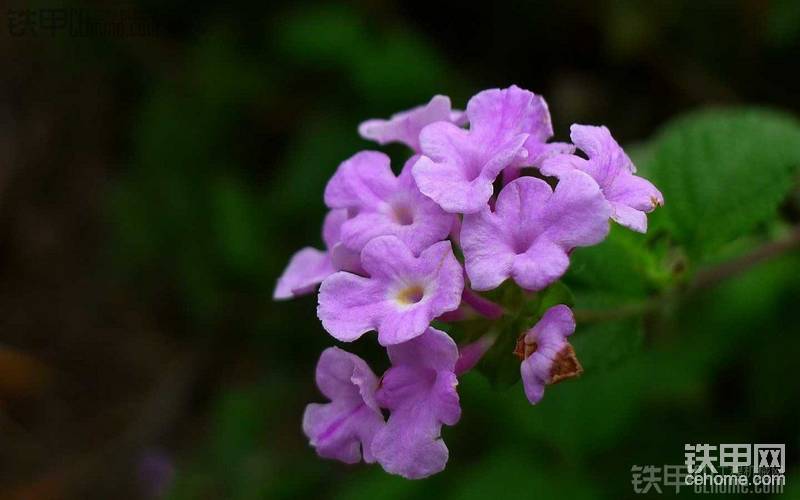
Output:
574,226,800,324
690,227,800,291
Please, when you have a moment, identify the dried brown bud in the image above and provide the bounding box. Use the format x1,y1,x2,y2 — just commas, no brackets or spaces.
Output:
548,343,583,384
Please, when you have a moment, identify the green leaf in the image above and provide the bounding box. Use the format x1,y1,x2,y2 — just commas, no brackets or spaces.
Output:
566,225,660,295
644,108,800,260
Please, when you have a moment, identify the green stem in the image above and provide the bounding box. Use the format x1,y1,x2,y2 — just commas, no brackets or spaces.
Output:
574,226,800,324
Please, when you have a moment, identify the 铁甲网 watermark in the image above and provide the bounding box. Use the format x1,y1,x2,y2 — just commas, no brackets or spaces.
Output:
631,443,786,494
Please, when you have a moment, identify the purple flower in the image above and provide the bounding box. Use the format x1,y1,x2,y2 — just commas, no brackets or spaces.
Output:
516,305,582,404
303,347,385,463
372,327,460,479
358,95,466,152
324,151,454,255
318,236,464,345
274,209,357,300
460,172,610,291
541,124,664,233
412,85,554,213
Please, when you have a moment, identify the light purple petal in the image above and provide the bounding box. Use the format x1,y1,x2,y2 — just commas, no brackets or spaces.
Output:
570,124,624,160
317,236,464,345
387,325,459,372
511,239,571,291
358,95,461,152
610,202,648,233
330,242,364,274
413,86,553,214
449,109,467,126
274,247,334,300
519,305,578,405
458,206,516,291
303,348,385,463
604,174,664,232
372,328,460,479
540,169,612,247
467,85,552,145
322,209,348,250
461,172,610,291
317,272,390,342
324,151,396,210
539,152,588,178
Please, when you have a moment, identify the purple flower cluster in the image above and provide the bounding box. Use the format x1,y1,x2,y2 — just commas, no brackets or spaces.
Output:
275,86,663,478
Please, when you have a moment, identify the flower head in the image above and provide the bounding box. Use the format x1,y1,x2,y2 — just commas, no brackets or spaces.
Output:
412,85,554,213
303,347,385,463
516,305,582,405
274,209,355,300
317,236,464,345
541,124,664,232
460,172,610,291
279,85,666,479
324,151,453,255
372,327,461,479
358,95,466,152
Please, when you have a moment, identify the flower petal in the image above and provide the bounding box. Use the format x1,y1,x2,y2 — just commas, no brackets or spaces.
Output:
358,95,458,152
458,209,516,291
322,208,349,250
511,239,570,291
317,272,389,342
467,85,552,145
274,247,334,300
324,151,396,210
541,170,611,247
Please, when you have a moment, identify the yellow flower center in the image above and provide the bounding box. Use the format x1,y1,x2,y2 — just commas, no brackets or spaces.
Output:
396,284,425,305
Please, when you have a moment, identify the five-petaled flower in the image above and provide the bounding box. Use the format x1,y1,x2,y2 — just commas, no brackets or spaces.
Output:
541,124,664,233
461,172,610,291
317,235,464,346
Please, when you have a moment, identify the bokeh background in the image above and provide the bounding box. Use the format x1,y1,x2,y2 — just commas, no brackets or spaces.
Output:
2,1,800,498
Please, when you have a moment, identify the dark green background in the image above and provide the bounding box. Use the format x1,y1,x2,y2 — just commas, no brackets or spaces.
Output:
1,1,799,498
